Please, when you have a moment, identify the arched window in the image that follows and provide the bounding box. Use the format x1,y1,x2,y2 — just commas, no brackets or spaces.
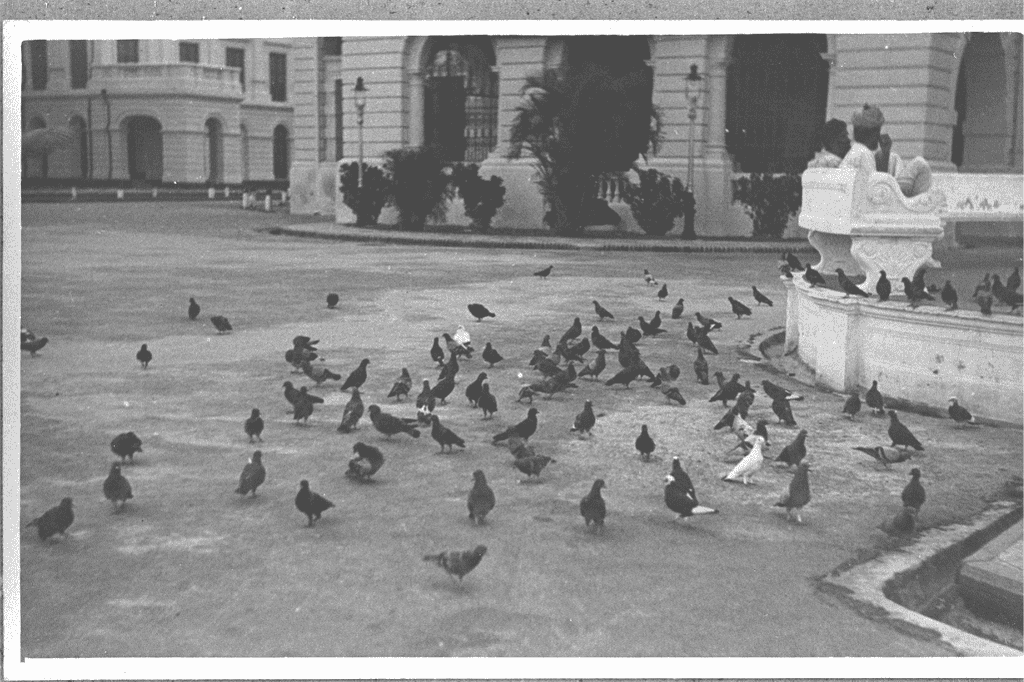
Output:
726,35,830,173
423,38,498,163
952,33,1018,171
69,115,88,179
123,116,163,183
273,124,289,179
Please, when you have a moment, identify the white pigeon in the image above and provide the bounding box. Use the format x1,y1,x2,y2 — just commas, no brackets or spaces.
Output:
731,414,755,442
453,324,472,349
643,269,657,286
722,435,766,485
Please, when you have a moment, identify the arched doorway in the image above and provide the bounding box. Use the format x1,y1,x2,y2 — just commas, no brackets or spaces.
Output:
423,37,498,163
69,115,88,179
726,35,830,173
239,123,250,181
24,116,48,179
205,118,223,183
952,33,1016,171
272,124,289,179
123,116,163,183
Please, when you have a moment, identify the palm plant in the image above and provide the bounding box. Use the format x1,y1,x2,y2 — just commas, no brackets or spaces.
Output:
508,64,660,236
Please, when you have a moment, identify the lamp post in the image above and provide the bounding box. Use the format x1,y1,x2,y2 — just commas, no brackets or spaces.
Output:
354,77,367,189
682,64,703,239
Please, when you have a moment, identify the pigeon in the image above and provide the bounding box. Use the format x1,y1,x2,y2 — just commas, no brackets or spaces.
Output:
103,462,133,511
578,349,607,381
590,327,618,351
948,398,976,427
188,297,201,320
714,406,739,431
301,361,342,386
722,435,766,485
635,424,655,462
657,283,669,301
843,393,861,419
136,344,152,369
346,442,384,481
244,408,264,442
664,474,717,520
438,353,460,384
464,372,488,407
876,270,892,302
836,268,871,298
482,343,503,367
660,384,687,406
507,436,536,461
775,430,808,467
992,274,1023,311
974,273,992,298
387,368,413,401
294,480,334,527
235,450,266,497
976,290,994,315
643,268,657,286
884,506,917,536
431,415,466,453
775,462,811,523
416,380,436,424
912,267,929,296
696,331,718,356
803,265,826,288
752,286,773,307
326,292,340,309
617,334,642,368
1008,266,1021,293
423,545,487,581
671,297,686,319
558,317,583,347
492,408,539,444
468,303,496,322
709,373,743,406
623,325,643,344
670,457,698,502
771,396,797,427
454,325,473,349
467,470,496,525
693,347,710,385
110,431,143,464
430,337,445,366
941,280,958,311
283,381,303,408
695,312,722,332
340,358,370,392
367,404,420,439
570,400,596,436
26,498,74,540
292,335,319,352
603,364,645,389
337,388,364,433
902,277,934,307
728,297,752,319
888,410,924,451
430,374,457,405
534,265,553,279
534,355,563,377
853,446,912,468
593,300,614,321
865,380,885,415
580,479,607,531
478,382,498,419
779,264,794,279
561,337,591,363
21,336,48,356
512,454,556,482
210,315,232,334
292,389,317,424
638,316,667,337
901,468,926,511
761,380,802,402
443,332,472,359
782,252,804,271
538,334,552,352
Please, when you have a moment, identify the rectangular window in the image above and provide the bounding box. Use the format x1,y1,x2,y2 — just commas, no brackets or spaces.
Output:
334,79,344,160
179,41,199,63
29,41,48,90
69,40,88,89
269,52,286,102
225,46,245,91
116,40,139,64
321,37,342,56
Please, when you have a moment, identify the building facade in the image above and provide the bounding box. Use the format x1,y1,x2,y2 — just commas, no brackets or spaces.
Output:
284,33,1022,236
21,38,294,185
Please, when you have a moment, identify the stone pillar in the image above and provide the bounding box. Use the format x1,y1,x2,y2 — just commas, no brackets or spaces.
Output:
408,70,424,148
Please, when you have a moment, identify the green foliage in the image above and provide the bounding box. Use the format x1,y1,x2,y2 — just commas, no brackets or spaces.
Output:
338,162,390,226
450,163,507,232
382,147,453,231
621,169,693,236
508,67,660,236
731,172,803,239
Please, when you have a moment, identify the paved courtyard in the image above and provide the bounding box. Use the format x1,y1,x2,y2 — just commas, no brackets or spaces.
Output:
15,202,1023,657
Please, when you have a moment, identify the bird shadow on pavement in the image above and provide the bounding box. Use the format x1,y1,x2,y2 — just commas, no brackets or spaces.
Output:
428,577,476,594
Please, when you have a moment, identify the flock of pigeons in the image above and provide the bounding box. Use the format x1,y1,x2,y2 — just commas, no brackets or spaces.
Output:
22,256,996,584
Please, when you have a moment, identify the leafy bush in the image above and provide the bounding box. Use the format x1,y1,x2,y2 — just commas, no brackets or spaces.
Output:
338,162,390,226
382,147,452,231
731,172,803,239
621,169,693,236
450,163,507,232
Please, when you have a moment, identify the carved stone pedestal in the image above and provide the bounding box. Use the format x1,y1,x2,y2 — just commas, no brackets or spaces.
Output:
848,234,942,293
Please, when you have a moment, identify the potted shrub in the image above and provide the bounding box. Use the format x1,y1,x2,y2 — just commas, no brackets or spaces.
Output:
339,162,390,226
621,169,693,237
382,147,452,231
451,163,507,232
731,172,803,239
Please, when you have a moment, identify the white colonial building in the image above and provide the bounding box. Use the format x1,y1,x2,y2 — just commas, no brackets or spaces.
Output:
20,38,295,184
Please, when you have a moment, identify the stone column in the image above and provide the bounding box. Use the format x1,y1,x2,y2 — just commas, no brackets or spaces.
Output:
408,70,424,148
